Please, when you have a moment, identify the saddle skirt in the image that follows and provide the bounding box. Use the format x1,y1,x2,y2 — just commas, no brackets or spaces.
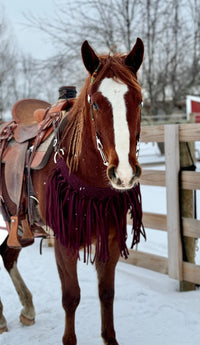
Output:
1,127,56,171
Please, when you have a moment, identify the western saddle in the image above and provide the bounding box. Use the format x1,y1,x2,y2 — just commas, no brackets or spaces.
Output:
0,86,76,248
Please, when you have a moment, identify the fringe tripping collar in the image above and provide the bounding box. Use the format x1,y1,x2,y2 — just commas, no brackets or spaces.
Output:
46,158,145,263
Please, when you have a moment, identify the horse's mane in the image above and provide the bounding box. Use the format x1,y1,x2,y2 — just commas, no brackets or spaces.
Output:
61,79,90,173
62,53,141,173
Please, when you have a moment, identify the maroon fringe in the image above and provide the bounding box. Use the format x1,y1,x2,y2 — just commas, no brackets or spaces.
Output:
46,158,145,263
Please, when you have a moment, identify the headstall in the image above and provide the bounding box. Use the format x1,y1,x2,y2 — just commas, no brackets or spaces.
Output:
88,64,109,167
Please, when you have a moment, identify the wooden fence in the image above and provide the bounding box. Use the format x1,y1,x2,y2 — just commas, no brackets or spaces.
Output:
123,123,200,286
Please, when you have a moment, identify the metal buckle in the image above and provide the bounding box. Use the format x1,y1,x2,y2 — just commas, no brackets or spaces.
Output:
54,148,64,163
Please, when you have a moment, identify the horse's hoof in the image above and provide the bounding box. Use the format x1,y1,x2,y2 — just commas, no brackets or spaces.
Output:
103,338,119,345
20,313,35,326
0,326,8,334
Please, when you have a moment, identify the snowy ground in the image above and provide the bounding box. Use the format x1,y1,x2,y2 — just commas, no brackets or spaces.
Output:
1,143,200,345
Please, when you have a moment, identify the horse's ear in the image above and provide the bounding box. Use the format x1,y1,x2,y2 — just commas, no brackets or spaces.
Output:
81,40,100,75
125,38,144,74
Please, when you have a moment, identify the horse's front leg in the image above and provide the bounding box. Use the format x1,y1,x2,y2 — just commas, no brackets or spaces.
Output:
95,235,120,345
0,298,8,334
55,239,80,345
0,239,35,326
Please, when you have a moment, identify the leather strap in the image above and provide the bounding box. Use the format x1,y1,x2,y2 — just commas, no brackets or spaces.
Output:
5,142,29,210
0,133,12,231
0,142,11,231
26,110,63,224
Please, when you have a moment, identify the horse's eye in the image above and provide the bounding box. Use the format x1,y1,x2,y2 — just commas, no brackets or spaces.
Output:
93,103,99,110
139,101,143,108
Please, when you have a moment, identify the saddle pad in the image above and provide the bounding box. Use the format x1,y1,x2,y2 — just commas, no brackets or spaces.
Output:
30,132,55,170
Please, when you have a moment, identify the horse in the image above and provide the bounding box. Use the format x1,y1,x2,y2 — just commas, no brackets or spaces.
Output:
0,37,144,345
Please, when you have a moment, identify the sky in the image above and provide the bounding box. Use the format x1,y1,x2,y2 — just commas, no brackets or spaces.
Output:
0,0,58,59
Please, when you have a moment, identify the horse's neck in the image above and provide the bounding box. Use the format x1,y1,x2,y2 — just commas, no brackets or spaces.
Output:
79,124,108,188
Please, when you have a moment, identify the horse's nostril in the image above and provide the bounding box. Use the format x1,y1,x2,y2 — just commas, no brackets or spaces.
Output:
108,166,116,180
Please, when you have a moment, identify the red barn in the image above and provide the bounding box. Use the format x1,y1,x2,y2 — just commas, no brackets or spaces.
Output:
186,95,200,122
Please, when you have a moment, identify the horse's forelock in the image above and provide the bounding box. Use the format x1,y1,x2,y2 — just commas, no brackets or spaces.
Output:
92,54,141,94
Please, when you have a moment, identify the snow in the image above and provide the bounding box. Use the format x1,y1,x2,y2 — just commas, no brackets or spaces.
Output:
1,144,200,345
1,239,200,345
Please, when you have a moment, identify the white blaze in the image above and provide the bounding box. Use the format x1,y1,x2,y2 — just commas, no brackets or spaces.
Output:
99,78,132,185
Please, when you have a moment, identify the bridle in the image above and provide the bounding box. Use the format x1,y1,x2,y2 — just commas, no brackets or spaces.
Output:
88,65,141,167
88,93,109,166
88,64,109,167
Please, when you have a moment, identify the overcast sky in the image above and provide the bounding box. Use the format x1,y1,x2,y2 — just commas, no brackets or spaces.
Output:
0,0,57,59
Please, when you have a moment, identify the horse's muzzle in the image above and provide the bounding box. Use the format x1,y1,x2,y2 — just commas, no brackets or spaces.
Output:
107,164,142,190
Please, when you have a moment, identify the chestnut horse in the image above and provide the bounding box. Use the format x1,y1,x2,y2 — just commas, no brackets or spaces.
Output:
0,38,144,344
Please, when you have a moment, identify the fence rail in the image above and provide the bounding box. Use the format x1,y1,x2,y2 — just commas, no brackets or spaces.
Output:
123,123,200,286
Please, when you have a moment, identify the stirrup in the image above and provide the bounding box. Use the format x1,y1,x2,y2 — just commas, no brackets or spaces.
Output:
20,215,34,247
7,215,34,249
7,216,22,249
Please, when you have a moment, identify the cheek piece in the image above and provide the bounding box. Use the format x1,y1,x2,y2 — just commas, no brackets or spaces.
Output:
88,94,109,167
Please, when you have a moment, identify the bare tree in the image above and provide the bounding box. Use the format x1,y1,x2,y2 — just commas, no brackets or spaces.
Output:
0,7,19,119
0,6,58,120
22,0,200,115
186,0,200,90
25,0,143,92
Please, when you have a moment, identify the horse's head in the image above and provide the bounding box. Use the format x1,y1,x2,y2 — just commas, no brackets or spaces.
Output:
81,38,144,190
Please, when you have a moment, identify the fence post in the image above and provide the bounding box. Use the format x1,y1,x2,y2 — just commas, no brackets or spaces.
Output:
179,142,196,291
165,124,183,281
